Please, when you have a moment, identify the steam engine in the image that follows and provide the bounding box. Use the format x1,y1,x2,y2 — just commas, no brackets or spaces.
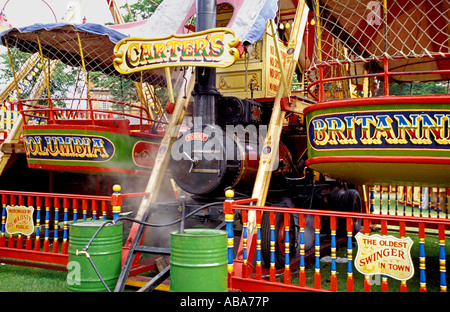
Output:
165,0,361,269
169,95,300,197
168,0,309,204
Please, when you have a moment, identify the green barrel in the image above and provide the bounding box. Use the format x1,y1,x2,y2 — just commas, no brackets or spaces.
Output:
67,220,122,292
170,228,228,292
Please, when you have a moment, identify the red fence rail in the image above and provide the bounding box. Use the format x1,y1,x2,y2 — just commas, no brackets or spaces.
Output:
0,186,149,270
17,97,168,132
224,193,450,292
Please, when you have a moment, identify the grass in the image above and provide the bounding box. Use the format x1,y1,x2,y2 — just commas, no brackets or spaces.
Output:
0,264,67,292
2,227,448,292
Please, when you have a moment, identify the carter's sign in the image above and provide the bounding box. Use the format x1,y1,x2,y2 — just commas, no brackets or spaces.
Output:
308,110,450,151
113,28,239,74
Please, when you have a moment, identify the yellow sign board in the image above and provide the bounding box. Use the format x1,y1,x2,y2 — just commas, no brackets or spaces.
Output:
113,28,240,74
5,205,34,236
266,32,287,97
355,232,414,281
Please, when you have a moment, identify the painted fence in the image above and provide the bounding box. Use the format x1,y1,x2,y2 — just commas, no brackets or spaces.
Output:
371,186,449,218
224,187,450,292
0,185,148,270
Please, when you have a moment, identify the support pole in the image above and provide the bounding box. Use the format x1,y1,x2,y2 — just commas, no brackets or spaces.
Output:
236,1,309,272
122,70,195,261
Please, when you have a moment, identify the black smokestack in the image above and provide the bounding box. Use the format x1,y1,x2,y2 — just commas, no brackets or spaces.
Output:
192,0,219,125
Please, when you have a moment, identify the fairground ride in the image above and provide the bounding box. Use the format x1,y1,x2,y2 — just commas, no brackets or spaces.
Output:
0,0,448,280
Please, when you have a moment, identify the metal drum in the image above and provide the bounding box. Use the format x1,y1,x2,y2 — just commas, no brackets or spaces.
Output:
67,220,122,292
170,228,228,292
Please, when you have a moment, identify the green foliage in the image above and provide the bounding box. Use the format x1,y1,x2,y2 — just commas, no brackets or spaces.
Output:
89,71,139,105
389,81,449,96
0,50,78,104
0,264,67,292
121,0,164,22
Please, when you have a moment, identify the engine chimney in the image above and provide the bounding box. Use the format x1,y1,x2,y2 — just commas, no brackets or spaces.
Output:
192,0,219,125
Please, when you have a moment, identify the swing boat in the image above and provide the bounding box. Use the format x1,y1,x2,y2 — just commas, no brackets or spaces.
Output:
303,0,450,188
0,22,171,177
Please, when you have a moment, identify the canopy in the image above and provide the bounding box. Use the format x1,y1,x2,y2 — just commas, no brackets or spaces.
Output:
0,22,166,85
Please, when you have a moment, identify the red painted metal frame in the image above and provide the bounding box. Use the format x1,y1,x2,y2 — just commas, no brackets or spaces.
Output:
306,155,450,167
306,53,450,101
226,197,450,292
20,97,165,175
17,97,168,131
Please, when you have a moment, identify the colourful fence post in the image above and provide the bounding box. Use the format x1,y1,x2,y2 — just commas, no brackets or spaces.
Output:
399,221,408,292
53,197,59,253
82,199,87,220
62,198,69,254
224,189,235,286
16,195,23,249
395,186,399,216
330,216,337,291
0,194,6,247
255,211,262,280
269,211,276,282
387,186,391,215
381,219,388,292
242,209,248,278
92,200,97,220
446,189,449,218
299,213,306,287
419,187,423,217
379,186,383,214
403,186,407,216
44,197,50,252
34,197,41,251
369,186,375,213
111,185,122,220
437,188,441,218
72,198,78,222
26,196,33,250
8,195,15,248
346,217,354,292
314,215,321,289
439,224,447,292
419,222,427,292
284,212,291,284
363,218,371,292
101,201,107,220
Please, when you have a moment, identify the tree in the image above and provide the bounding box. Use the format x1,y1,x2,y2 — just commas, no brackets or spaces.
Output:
0,50,77,106
389,81,448,96
120,0,164,22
